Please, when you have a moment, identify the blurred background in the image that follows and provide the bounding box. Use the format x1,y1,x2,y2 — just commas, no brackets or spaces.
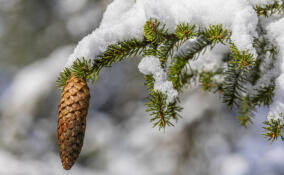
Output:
0,0,284,175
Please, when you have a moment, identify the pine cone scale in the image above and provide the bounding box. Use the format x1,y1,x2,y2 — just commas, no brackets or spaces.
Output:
57,74,90,170
59,89,89,110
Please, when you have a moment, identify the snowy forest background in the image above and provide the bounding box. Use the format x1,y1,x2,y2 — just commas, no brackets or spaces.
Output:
0,0,284,175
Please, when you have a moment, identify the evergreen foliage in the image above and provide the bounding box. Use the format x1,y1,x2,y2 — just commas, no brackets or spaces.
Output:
263,117,284,143
56,58,93,88
199,69,223,92
57,4,284,141
144,75,182,129
254,0,284,17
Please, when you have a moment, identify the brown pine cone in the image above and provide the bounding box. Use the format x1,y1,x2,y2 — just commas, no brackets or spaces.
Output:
57,73,90,170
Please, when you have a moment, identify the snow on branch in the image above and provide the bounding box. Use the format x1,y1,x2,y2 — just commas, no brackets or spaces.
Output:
266,18,284,123
66,0,259,66
57,0,284,138
138,56,178,104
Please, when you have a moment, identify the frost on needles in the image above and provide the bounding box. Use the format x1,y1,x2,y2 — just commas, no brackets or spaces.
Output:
57,0,284,141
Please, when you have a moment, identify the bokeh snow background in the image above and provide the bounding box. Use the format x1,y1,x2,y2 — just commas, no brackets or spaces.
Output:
0,0,284,175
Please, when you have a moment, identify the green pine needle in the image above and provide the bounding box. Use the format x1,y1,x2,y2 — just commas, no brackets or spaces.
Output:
56,58,93,88
263,118,284,143
254,0,284,17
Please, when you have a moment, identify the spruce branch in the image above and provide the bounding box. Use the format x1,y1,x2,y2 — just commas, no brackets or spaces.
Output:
144,19,168,44
263,117,284,143
145,21,193,67
174,23,197,41
56,58,93,87
168,37,212,91
199,69,224,92
222,64,256,126
157,39,177,67
56,18,280,137
72,58,94,79
222,63,245,107
168,25,230,91
53,4,284,170
201,25,231,45
249,36,270,85
57,39,149,87
222,44,255,106
229,44,255,73
237,96,255,127
94,39,149,73
142,20,187,129
252,84,275,106
144,75,181,129
57,68,72,88
248,31,277,107
254,0,284,17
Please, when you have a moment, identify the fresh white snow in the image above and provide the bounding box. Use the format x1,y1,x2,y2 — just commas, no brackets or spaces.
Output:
66,0,261,66
266,17,284,123
138,56,178,103
66,0,284,121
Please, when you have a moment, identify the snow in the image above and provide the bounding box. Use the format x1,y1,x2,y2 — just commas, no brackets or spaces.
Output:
65,0,270,103
64,0,284,121
230,5,258,57
138,56,161,75
189,43,228,72
249,0,277,6
66,0,260,66
138,56,178,103
266,17,284,123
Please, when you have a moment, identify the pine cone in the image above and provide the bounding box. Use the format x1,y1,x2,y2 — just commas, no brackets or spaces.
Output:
57,73,90,170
